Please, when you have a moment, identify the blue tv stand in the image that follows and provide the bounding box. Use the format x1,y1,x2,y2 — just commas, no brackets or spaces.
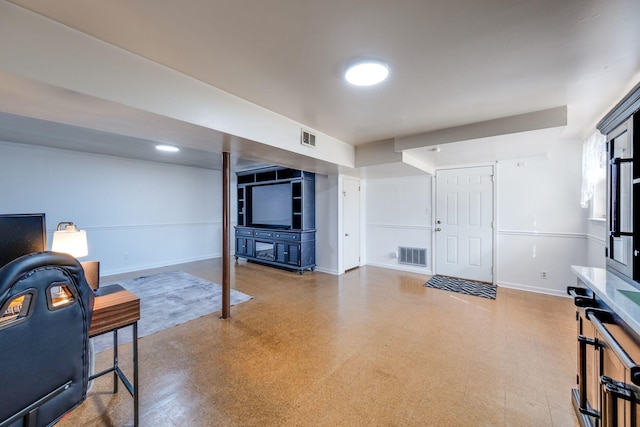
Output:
235,167,315,274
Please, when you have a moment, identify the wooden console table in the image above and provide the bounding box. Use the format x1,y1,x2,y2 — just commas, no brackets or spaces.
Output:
89,284,140,426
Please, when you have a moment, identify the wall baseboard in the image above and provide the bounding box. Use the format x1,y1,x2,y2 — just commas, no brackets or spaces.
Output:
366,261,432,276
497,280,570,298
314,266,340,275
102,253,221,277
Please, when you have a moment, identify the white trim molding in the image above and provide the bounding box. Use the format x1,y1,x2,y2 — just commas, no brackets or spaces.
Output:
497,230,587,239
586,234,606,245
61,221,222,233
367,223,432,231
366,261,432,276
497,281,570,298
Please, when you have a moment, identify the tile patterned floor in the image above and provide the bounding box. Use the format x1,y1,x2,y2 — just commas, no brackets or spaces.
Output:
60,259,579,426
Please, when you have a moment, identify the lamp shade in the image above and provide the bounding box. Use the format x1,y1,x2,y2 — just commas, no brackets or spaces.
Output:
52,222,88,258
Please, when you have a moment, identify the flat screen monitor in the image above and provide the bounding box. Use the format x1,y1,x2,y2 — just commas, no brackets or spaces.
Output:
0,213,47,269
250,183,292,228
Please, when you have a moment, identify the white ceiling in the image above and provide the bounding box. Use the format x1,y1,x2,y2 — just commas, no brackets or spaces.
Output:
2,0,640,172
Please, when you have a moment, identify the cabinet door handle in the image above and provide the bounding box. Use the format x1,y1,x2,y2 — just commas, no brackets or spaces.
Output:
587,309,640,385
577,334,600,417
600,376,636,427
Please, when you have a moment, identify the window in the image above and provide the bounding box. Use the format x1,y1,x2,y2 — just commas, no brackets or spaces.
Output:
590,168,606,220
580,130,607,219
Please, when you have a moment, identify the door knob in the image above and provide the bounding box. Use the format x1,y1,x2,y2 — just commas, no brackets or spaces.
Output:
436,220,441,224
435,228,442,232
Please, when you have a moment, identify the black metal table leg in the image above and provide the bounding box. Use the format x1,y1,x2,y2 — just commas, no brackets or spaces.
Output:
113,328,119,394
133,322,138,427
89,322,138,426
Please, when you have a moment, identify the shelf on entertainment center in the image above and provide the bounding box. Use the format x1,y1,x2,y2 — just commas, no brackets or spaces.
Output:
235,166,315,274
237,167,307,186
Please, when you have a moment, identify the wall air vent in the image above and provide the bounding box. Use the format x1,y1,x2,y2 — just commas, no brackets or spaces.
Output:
301,130,316,148
399,247,427,267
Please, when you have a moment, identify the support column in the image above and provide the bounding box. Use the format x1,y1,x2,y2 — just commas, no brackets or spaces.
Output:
221,151,231,319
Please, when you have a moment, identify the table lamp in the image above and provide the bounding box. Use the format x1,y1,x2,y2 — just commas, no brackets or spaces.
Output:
52,222,88,258
52,222,100,291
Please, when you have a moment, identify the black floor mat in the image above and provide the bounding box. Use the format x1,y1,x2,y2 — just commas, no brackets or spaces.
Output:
424,275,496,299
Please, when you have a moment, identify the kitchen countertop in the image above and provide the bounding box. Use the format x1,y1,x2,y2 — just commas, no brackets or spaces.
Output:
572,265,640,337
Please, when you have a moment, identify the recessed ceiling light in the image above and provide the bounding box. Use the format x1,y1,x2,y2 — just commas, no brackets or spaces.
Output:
155,144,180,152
345,59,389,86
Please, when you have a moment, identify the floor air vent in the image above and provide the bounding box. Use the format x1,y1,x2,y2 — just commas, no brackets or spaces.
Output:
301,130,316,148
399,247,427,267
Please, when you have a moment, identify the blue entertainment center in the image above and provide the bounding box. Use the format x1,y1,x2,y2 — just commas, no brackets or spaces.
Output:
235,166,316,274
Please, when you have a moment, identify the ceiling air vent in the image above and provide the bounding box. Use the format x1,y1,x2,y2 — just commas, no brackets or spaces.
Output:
301,130,316,148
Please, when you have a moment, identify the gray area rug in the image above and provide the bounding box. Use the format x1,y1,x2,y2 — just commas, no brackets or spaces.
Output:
424,275,497,300
91,271,252,353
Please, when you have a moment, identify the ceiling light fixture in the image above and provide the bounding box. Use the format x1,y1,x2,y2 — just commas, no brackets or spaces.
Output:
155,144,180,152
345,59,389,86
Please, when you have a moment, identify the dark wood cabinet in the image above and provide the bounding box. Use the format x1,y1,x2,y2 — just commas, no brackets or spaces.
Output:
235,236,253,258
235,167,315,274
571,82,640,427
569,284,640,427
597,83,640,284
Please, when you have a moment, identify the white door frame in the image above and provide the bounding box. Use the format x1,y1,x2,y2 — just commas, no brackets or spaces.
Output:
433,164,497,284
342,176,361,271
338,175,364,274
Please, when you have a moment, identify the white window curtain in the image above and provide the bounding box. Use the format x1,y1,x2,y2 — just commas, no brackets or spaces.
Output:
580,130,606,208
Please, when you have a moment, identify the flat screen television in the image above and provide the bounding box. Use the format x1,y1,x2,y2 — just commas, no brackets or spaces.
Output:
249,183,292,229
0,213,47,269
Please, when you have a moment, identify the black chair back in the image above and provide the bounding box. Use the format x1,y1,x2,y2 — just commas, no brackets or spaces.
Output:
0,251,94,427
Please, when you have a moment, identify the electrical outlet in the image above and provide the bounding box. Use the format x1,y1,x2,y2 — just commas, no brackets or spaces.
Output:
123,252,129,260
540,270,547,279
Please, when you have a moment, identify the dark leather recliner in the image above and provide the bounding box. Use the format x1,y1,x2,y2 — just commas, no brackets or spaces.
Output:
0,252,95,427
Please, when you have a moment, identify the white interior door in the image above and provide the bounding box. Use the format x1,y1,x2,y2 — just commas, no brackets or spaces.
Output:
343,177,360,271
435,166,493,282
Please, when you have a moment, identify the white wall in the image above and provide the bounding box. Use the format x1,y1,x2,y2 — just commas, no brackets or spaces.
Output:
363,137,589,296
586,219,606,268
0,132,591,294
0,141,222,275
496,139,586,295
0,141,342,276
315,174,340,274
365,175,433,274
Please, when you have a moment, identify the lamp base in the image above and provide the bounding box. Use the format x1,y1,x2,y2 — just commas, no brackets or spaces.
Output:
80,260,100,291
